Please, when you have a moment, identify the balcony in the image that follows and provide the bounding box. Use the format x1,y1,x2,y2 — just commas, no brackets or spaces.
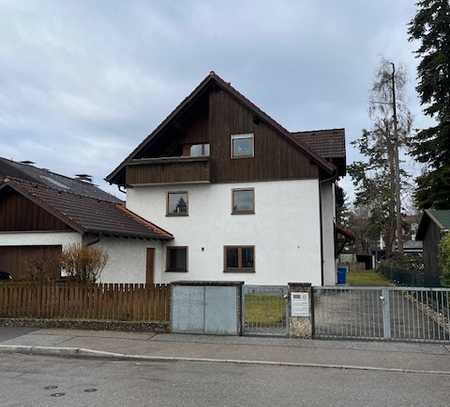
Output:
126,156,210,186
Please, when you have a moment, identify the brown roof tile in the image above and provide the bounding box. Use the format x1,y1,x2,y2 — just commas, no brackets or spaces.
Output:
291,128,346,159
0,177,173,240
0,156,121,203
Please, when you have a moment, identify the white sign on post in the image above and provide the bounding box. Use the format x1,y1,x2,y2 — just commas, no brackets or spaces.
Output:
291,292,310,317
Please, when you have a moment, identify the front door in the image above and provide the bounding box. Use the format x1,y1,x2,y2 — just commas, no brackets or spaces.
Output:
146,248,155,284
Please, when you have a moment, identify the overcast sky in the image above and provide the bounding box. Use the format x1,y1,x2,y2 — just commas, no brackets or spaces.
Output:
0,0,427,200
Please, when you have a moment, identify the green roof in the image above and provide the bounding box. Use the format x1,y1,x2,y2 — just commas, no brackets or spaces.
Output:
416,209,450,240
427,209,450,230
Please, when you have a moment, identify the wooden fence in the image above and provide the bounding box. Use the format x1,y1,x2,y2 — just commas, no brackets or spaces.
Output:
0,283,170,322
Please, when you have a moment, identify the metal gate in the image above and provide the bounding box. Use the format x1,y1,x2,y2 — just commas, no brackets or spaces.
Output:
242,285,288,336
171,281,243,335
313,286,450,342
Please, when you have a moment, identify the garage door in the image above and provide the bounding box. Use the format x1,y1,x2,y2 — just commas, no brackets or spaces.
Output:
0,245,62,281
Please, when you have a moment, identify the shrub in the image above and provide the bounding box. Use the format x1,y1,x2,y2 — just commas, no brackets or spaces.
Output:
377,255,424,274
59,244,108,284
376,255,426,286
24,251,61,282
439,233,450,287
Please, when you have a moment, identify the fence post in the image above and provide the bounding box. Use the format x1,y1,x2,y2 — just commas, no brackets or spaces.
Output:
382,287,391,339
288,283,313,339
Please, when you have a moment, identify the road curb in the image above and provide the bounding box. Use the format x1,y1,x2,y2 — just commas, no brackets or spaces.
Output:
1,344,450,376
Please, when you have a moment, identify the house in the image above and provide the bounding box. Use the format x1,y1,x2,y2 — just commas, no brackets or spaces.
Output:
0,158,173,282
0,157,121,203
416,209,450,281
0,176,172,281
106,72,346,286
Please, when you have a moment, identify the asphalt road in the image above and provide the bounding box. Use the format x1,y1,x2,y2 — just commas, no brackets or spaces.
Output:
0,354,449,407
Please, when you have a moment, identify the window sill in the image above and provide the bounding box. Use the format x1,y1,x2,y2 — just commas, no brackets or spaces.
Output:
231,155,254,160
165,269,188,273
166,214,189,217
231,211,255,215
223,268,255,273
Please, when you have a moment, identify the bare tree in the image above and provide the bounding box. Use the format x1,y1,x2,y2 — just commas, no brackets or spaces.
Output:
59,244,108,284
348,59,412,258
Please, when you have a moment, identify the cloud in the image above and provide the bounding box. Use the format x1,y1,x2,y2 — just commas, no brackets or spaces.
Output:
0,0,426,200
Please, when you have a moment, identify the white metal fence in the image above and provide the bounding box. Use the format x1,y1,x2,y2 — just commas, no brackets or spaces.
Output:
313,287,450,342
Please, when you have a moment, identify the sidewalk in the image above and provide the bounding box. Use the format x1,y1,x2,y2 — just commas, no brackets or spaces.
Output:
1,328,449,373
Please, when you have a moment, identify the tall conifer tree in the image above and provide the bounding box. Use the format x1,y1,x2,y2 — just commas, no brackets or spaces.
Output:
409,0,450,209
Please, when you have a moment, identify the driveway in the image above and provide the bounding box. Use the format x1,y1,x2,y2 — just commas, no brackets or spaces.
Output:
0,353,449,407
314,288,450,340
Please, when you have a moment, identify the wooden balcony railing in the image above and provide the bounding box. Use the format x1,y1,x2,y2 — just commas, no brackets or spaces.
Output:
126,156,210,185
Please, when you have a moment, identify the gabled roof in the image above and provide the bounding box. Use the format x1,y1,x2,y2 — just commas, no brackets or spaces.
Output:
416,209,450,240
0,157,121,203
106,72,336,185
0,177,173,241
291,129,346,159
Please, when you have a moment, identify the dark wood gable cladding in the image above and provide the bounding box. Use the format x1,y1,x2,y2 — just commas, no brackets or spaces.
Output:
123,80,320,186
126,92,210,186
208,87,318,182
136,93,209,159
0,188,71,232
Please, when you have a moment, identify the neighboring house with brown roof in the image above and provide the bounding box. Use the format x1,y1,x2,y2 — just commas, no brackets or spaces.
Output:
291,129,346,176
106,72,347,286
0,157,121,203
0,177,172,282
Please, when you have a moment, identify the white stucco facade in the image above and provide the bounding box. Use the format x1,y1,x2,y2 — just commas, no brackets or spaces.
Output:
95,237,163,284
0,181,337,286
0,231,82,248
126,179,325,285
320,181,336,285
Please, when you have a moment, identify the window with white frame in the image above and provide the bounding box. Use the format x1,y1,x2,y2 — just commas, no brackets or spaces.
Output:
231,133,254,158
189,143,210,157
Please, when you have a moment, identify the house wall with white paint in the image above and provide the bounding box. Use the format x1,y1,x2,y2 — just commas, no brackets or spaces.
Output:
0,231,82,248
126,179,323,285
320,181,336,285
0,232,164,284
95,237,163,284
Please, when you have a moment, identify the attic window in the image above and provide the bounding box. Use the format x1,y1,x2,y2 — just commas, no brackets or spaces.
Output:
190,143,210,157
231,133,254,158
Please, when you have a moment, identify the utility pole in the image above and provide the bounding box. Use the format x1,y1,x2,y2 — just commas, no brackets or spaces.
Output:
390,62,403,255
